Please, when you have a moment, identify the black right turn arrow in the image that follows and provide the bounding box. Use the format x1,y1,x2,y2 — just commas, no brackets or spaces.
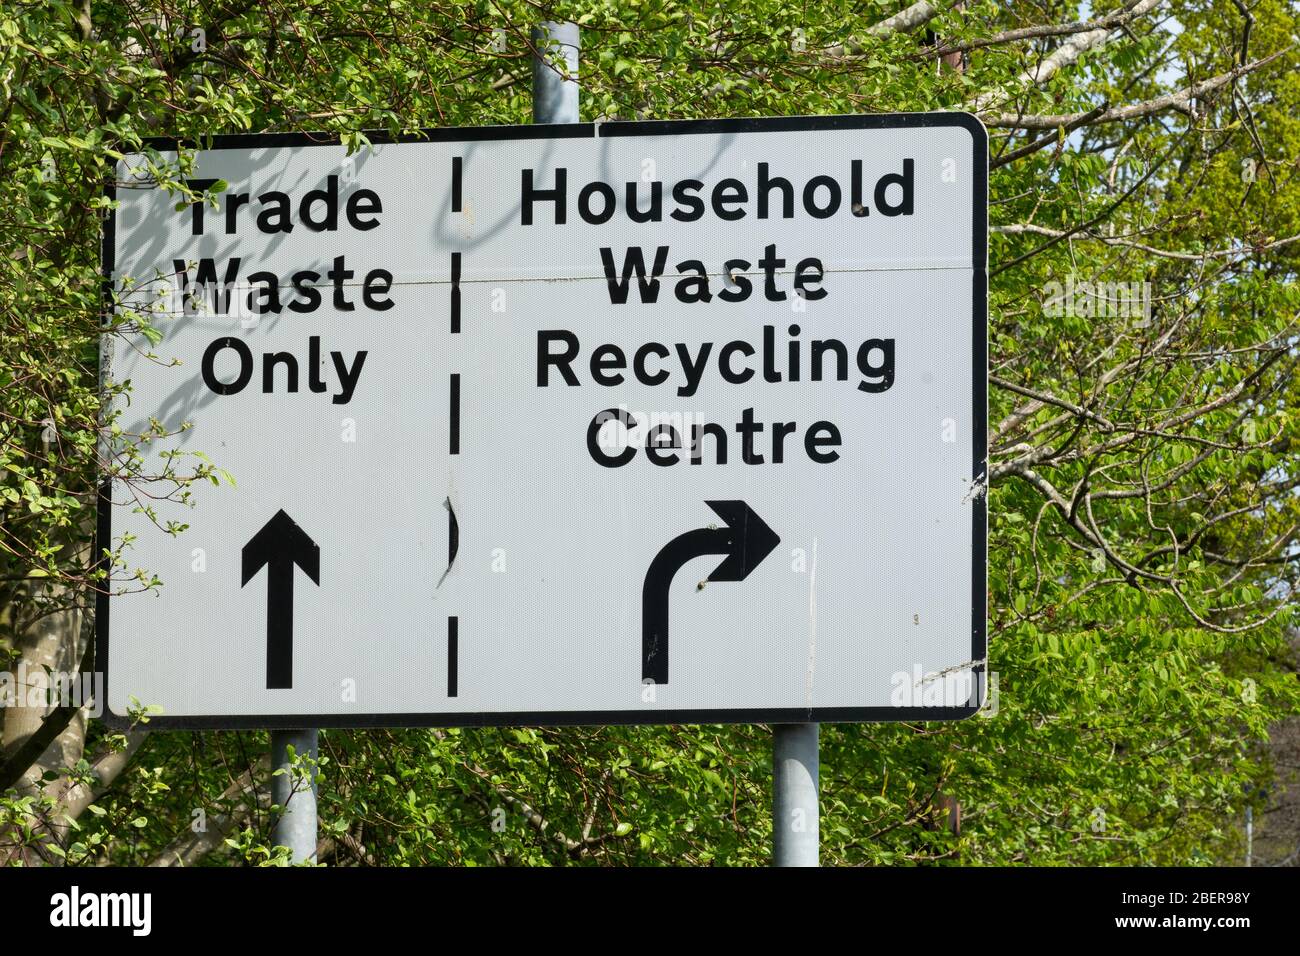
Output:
242,509,320,690
641,500,780,686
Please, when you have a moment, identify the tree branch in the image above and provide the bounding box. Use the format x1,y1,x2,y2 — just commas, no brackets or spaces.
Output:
985,47,1293,128
972,0,1164,113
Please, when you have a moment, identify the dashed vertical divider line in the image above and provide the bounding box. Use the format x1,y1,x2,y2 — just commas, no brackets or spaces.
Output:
449,373,460,455
449,159,464,698
448,616,458,697
446,498,459,572
450,251,461,334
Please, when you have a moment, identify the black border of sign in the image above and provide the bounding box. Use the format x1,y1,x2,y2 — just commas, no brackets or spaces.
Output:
98,112,988,730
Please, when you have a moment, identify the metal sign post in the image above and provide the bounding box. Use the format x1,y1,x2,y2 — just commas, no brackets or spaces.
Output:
533,19,819,868
271,727,318,863
532,22,579,125
529,19,827,867
267,20,582,866
773,722,819,866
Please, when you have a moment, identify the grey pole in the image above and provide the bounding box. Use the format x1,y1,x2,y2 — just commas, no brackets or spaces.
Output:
529,21,826,868
773,723,819,866
271,728,318,863
259,21,578,870
531,22,579,124
1245,804,1253,867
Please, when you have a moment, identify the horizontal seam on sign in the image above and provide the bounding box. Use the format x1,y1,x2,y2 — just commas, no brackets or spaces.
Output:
122,264,977,290
442,264,975,283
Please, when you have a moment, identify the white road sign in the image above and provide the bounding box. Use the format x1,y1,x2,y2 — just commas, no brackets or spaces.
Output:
100,114,987,728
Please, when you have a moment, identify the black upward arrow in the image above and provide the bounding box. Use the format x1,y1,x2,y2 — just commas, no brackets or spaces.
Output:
642,501,779,686
241,510,320,690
